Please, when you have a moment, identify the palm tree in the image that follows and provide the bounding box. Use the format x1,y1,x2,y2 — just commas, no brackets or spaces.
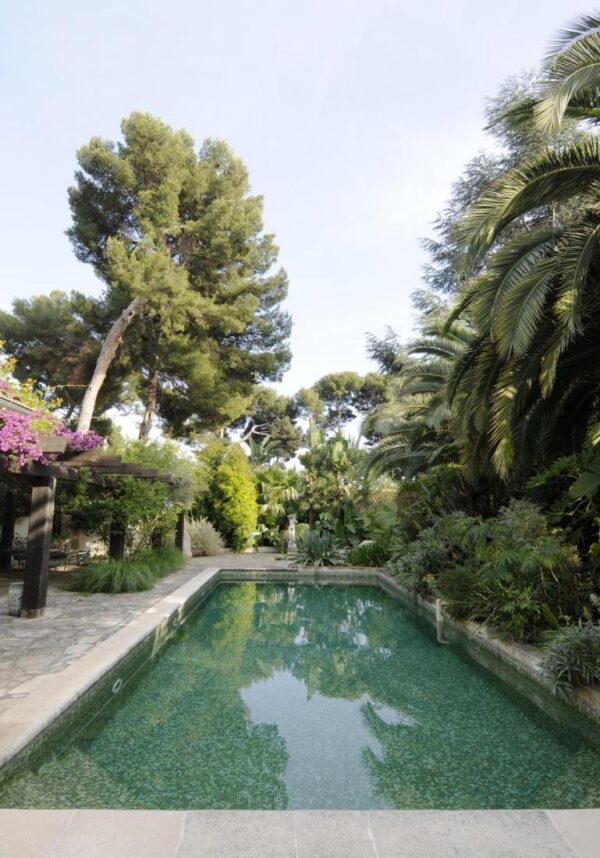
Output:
367,319,473,478
448,14,600,479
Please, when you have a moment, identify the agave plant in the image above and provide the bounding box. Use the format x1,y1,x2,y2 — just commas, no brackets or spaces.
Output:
289,530,346,570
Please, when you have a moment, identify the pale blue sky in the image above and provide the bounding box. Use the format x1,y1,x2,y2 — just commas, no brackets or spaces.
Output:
0,0,588,395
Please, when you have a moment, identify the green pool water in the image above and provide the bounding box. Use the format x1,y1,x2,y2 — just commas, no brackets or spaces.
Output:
1,582,599,809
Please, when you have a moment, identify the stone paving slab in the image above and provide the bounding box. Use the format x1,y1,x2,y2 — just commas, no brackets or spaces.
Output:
1,809,598,858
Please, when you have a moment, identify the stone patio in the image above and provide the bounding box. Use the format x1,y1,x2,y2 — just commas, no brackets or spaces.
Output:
0,553,287,716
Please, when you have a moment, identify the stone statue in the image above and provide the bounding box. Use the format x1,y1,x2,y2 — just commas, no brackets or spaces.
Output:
286,515,297,555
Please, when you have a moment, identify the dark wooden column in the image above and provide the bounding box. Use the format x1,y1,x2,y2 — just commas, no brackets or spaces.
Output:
108,523,126,560
175,510,185,551
0,490,16,573
21,477,56,618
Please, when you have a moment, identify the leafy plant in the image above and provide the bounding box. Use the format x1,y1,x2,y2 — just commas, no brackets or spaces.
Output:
195,442,258,552
69,546,185,593
347,541,390,567
542,622,600,693
290,530,346,570
255,465,299,546
62,472,180,555
438,515,583,641
187,517,224,556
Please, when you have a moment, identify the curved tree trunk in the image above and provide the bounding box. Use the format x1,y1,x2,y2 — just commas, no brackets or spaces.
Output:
77,297,144,433
139,366,160,439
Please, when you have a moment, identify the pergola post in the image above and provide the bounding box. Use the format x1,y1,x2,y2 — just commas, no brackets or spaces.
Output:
0,489,16,573
21,477,56,618
175,510,185,551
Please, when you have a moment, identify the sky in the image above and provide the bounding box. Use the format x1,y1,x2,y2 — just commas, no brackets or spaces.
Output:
0,0,589,398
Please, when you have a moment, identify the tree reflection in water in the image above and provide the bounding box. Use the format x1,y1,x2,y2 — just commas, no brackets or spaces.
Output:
2,582,599,809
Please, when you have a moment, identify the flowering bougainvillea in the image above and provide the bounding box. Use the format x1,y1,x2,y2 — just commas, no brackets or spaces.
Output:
0,409,46,467
0,410,103,468
0,349,103,467
55,426,104,452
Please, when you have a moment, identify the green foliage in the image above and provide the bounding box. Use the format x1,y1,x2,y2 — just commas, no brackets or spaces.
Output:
542,622,600,693
59,437,192,553
61,474,179,554
389,513,481,597
367,318,472,477
298,427,364,528
69,546,185,593
437,502,584,641
195,442,258,552
0,291,130,416
187,517,225,557
290,530,346,570
297,372,386,433
385,500,592,641
347,541,390,567
234,387,302,461
255,465,299,546
67,112,291,437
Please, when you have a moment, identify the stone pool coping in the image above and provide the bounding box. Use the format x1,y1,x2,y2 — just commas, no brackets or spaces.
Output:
374,572,600,730
0,563,599,796
1,808,598,857
0,565,223,773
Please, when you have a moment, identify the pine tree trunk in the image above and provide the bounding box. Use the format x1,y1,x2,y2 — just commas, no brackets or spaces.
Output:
77,297,144,433
139,366,160,439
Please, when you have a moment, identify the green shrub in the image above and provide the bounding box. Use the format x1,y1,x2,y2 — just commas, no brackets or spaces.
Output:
69,547,185,594
195,443,258,552
542,623,600,693
187,517,225,556
388,513,482,596
495,499,548,543
439,531,581,642
290,530,346,569
347,541,390,567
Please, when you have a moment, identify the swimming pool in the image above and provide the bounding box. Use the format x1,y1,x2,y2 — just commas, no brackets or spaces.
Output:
1,582,599,809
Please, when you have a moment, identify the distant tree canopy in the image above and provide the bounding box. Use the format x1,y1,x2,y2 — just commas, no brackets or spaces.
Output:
52,111,291,436
0,291,130,421
296,371,387,433
230,387,302,461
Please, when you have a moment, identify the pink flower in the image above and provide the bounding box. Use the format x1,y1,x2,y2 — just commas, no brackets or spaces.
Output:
0,409,46,467
0,411,103,468
55,426,104,452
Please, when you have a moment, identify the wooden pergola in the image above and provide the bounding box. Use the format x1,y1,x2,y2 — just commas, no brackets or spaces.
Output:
0,399,185,618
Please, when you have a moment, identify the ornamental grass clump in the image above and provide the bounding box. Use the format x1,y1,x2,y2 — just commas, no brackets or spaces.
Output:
69,546,185,594
187,517,225,556
542,623,600,694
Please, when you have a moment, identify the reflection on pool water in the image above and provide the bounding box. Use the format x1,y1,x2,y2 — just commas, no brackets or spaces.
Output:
1,583,599,809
